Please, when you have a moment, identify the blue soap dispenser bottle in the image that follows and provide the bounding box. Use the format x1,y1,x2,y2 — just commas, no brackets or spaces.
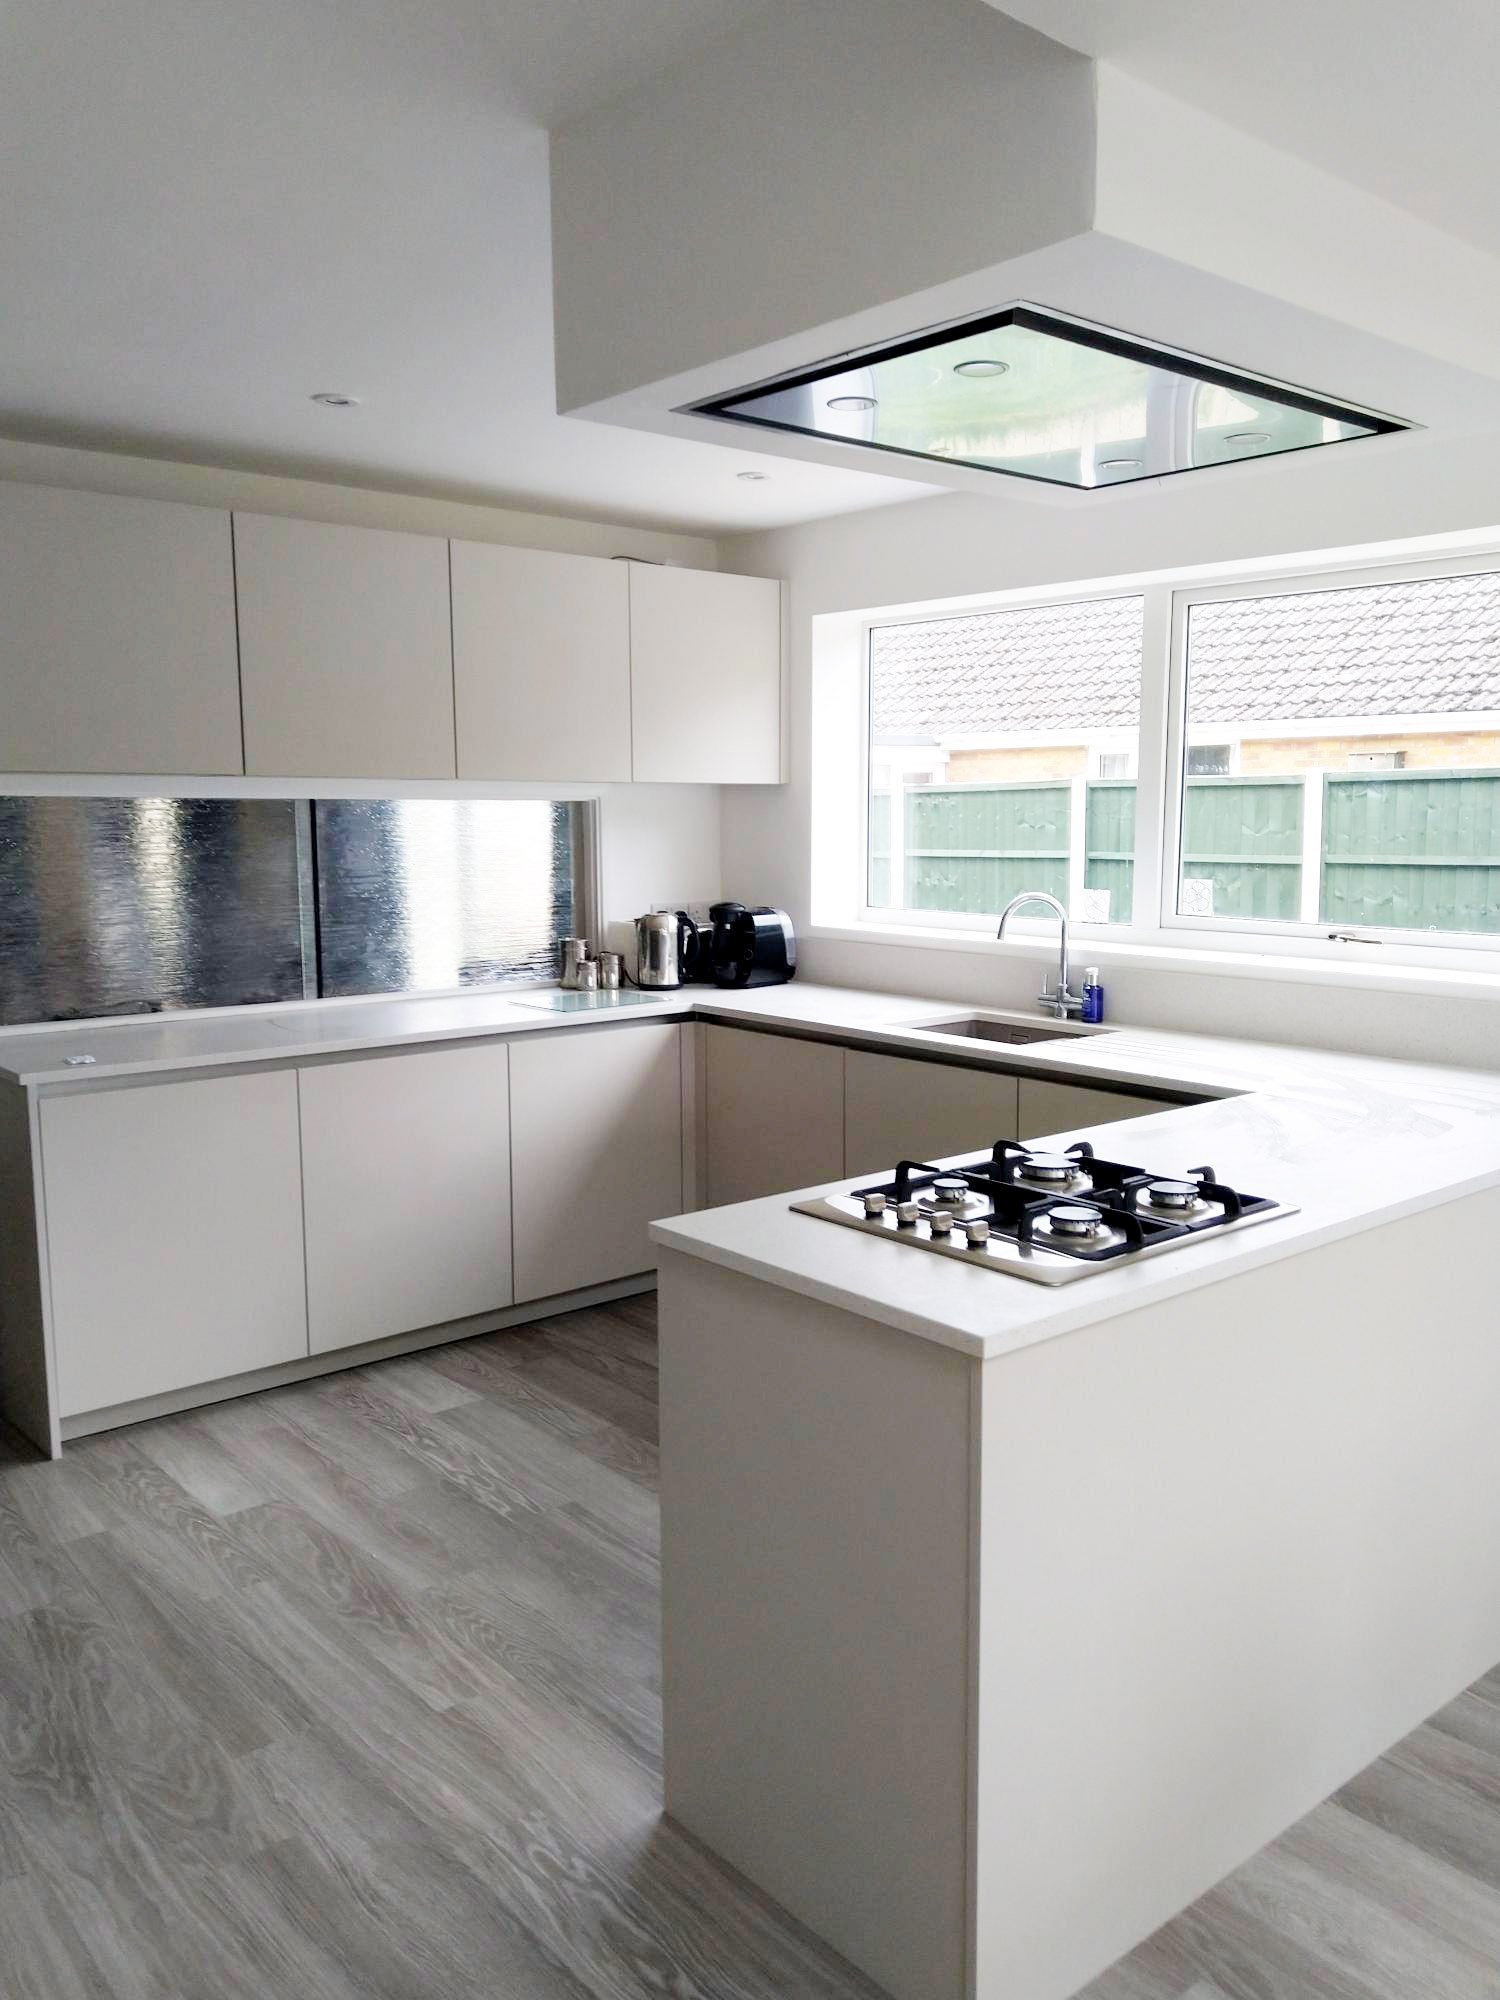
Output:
1080,966,1105,1025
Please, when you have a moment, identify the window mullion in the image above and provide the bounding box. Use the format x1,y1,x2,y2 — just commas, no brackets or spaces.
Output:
1131,584,1176,933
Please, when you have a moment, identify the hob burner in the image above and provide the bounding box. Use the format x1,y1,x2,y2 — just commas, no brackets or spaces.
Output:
1015,1151,1083,1183
1144,1179,1201,1210
1043,1202,1107,1239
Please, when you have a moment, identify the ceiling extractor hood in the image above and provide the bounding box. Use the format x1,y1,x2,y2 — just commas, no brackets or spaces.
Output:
684,303,1406,491
549,1,1497,512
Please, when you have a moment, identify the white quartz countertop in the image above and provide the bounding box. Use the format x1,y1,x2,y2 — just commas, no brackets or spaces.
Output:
6,979,1499,1364
650,990,1500,1362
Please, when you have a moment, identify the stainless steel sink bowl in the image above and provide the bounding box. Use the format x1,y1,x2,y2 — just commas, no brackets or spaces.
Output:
915,1016,1110,1045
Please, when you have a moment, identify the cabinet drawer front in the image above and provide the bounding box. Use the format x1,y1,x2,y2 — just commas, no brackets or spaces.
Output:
844,1051,1019,1179
704,1026,844,1207
43,1072,307,1417
300,1042,513,1354
511,1023,683,1301
1018,1078,1175,1142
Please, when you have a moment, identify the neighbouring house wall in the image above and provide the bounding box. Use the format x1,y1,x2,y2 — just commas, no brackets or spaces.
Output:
946,745,1090,781
0,440,724,963
1238,731,1500,772
718,431,1500,1068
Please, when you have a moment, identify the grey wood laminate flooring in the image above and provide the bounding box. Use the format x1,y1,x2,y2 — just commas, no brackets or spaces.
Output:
2,1298,1499,2000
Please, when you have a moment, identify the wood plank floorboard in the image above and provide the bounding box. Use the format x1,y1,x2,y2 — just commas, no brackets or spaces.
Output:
5,1297,1500,1998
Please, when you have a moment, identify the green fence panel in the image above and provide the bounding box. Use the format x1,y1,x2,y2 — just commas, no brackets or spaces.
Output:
1321,770,1500,933
906,782,1068,913
873,768,1500,934
1181,776,1303,920
868,790,891,906
1084,781,1135,924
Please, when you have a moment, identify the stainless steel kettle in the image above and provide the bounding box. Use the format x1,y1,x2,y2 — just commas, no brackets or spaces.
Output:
635,910,693,988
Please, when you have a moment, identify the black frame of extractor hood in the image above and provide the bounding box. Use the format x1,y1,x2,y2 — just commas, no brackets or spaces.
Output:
683,303,1410,490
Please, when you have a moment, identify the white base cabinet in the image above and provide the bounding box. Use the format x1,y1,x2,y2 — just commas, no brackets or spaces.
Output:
1019,1077,1175,1142
299,1043,513,1354
510,1023,684,1302
704,1026,844,1206
41,1073,307,1417
844,1050,1020,1178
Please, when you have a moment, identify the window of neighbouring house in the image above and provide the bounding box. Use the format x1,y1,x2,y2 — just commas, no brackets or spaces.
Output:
1173,567,1500,938
867,594,1144,925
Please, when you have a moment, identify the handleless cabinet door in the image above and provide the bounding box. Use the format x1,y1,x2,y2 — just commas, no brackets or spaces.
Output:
41,1072,307,1418
844,1051,1020,1179
235,512,455,779
704,1026,844,1207
452,541,631,781
1018,1077,1176,1143
628,565,783,783
510,1023,683,1302
0,484,241,774
299,1042,512,1354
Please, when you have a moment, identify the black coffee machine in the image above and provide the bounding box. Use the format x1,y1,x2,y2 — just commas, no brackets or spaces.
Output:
705,902,797,988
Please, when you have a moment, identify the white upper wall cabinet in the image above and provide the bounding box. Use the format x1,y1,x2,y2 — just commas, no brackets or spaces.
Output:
234,511,456,779
628,564,783,784
451,541,631,781
0,484,242,775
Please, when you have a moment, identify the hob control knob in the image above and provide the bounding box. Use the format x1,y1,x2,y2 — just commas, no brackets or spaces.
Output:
861,1192,888,1217
964,1219,990,1247
895,1202,922,1227
929,1210,955,1235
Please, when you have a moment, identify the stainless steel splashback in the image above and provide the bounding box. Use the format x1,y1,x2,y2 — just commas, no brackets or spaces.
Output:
314,798,592,998
0,797,312,1025
0,794,597,1026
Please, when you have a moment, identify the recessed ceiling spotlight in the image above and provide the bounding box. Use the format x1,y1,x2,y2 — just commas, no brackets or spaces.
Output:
1225,430,1272,445
827,394,877,412
1098,457,1143,472
310,391,360,408
953,358,1009,379
736,470,769,481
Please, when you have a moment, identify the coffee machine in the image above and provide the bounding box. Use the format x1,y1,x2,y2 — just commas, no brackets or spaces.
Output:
707,902,797,988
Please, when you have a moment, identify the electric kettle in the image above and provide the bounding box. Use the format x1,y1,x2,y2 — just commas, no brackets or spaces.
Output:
635,909,698,989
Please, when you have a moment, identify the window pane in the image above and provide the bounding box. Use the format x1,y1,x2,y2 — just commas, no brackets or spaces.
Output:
1177,570,1500,935
0,797,309,1025
315,798,591,996
868,596,1143,923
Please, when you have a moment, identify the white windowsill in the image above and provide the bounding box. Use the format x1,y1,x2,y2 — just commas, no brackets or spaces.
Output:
807,920,1500,1005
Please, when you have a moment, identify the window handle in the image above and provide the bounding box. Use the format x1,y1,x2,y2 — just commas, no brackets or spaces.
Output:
1327,930,1382,945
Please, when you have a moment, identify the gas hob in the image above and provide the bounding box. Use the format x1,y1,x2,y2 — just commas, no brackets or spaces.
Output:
792,1139,1295,1285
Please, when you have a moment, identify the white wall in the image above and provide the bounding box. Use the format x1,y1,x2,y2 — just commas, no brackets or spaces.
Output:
0,440,722,958
719,430,1500,1068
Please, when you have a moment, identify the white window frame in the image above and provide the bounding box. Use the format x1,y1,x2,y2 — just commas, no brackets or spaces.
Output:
858,547,1500,972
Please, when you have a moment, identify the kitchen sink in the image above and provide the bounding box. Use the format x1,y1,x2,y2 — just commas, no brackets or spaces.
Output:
913,1015,1111,1045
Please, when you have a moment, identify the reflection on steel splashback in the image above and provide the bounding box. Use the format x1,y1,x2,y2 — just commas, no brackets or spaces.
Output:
314,798,589,998
0,794,595,1026
0,797,312,1025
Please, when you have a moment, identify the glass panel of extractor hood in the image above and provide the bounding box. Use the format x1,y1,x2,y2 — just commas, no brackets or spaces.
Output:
694,307,1403,489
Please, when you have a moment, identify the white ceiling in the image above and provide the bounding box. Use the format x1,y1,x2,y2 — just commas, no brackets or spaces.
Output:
0,0,925,535
993,1,1500,256
4,0,1499,535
